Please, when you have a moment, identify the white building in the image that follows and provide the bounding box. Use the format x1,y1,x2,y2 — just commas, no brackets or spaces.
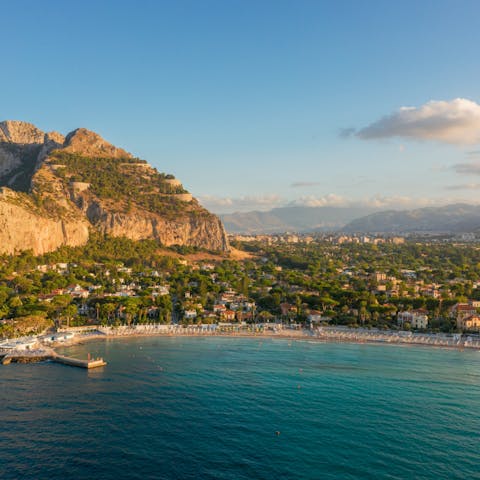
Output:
397,310,428,329
42,332,75,344
0,337,38,351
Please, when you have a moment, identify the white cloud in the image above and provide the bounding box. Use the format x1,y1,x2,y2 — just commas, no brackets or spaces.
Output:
445,183,480,191
291,194,347,207
198,194,284,213
290,194,436,209
200,193,458,214
356,98,480,145
359,195,436,209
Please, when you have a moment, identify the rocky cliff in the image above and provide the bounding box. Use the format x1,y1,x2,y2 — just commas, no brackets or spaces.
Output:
0,193,89,255
0,120,229,255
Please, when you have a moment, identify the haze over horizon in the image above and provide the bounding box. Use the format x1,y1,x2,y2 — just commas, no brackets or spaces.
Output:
2,0,480,214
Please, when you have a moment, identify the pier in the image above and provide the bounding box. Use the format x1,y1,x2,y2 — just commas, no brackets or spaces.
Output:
0,349,106,369
53,355,107,369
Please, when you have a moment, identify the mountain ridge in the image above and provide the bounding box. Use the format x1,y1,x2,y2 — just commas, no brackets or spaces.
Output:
342,203,480,233
0,120,229,255
221,203,480,235
221,205,380,234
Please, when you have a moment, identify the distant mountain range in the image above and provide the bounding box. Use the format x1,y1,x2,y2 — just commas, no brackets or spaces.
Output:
342,203,480,233
221,206,379,234
221,204,480,234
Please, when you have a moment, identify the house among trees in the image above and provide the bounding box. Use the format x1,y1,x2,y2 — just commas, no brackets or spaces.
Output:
397,309,429,329
457,314,480,331
450,302,480,328
307,310,331,325
184,309,197,320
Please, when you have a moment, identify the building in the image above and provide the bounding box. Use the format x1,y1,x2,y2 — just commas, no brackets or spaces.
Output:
372,272,387,282
213,304,226,314
307,311,331,325
43,332,75,344
450,303,478,326
0,337,38,350
457,314,480,331
184,310,197,320
397,309,428,329
221,310,236,321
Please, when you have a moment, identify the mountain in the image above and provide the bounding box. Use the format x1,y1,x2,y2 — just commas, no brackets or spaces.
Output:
0,120,229,255
342,204,480,233
221,206,379,234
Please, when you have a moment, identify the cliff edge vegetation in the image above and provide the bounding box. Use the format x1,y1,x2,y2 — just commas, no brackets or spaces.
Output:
0,121,229,255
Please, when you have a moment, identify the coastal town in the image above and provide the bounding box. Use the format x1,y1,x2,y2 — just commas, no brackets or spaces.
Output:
2,233,480,358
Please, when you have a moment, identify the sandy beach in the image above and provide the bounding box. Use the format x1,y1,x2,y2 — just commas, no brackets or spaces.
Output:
47,324,480,351
2,325,479,368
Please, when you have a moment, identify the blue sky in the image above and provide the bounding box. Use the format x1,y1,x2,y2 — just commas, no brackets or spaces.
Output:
2,0,480,213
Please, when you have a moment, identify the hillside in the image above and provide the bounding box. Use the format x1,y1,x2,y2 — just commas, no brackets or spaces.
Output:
0,120,229,255
221,206,379,234
342,204,480,233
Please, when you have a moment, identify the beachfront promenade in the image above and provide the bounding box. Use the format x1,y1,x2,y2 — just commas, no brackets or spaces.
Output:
96,324,480,349
313,326,480,349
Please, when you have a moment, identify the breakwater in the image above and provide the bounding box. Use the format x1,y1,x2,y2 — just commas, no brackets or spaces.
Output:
0,345,106,369
0,347,55,365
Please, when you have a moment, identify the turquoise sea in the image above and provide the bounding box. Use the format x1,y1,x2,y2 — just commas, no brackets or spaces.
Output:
1,337,479,479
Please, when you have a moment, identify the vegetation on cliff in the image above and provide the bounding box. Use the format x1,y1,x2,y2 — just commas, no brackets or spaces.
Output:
48,151,206,217
0,121,229,254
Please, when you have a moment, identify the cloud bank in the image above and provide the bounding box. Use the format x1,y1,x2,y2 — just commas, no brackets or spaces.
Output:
445,183,480,191
453,162,480,175
290,194,347,207
356,98,480,145
199,193,440,214
290,181,322,188
198,194,284,213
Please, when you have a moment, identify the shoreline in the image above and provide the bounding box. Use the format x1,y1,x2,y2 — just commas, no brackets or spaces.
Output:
3,326,479,364
51,326,480,352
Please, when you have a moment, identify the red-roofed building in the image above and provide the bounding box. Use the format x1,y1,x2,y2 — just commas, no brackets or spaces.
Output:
458,314,480,331
221,310,236,321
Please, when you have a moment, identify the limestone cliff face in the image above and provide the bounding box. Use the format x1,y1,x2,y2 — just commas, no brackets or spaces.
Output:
0,120,229,255
84,201,229,251
0,120,45,144
0,121,63,191
0,193,89,255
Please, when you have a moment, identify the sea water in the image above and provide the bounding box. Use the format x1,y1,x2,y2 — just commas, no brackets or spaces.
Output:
0,337,479,479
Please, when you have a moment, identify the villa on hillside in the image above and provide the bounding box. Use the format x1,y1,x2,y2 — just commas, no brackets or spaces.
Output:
457,314,480,332
450,302,480,327
397,309,429,329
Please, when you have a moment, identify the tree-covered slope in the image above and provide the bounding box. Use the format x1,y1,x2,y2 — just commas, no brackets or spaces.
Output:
0,121,229,254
